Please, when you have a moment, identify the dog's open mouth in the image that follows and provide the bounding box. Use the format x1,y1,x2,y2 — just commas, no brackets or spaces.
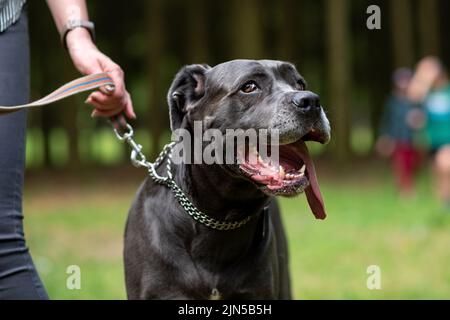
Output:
239,138,326,220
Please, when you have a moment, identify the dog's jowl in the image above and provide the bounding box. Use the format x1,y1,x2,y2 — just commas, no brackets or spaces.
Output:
124,60,331,300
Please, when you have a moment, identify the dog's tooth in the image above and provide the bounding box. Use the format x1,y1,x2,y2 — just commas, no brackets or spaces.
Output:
279,166,285,180
298,164,306,174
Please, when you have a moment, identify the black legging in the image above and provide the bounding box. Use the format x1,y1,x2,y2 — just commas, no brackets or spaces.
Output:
0,10,48,300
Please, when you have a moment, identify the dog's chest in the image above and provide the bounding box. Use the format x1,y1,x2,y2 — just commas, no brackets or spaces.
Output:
176,262,276,300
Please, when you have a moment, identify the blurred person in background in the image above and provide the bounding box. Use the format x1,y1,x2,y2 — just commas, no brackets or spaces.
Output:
376,68,422,197
409,56,450,210
0,0,134,299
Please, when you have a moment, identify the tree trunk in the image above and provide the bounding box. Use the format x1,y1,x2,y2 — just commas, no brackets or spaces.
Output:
40,111,53,168
418,0,441,57
278,0,296,62
389,0,415,68
148,0,165,159
230,0,264,59
186,0,209,63
62,63,81,169
326,0,351,161
367,4,392,152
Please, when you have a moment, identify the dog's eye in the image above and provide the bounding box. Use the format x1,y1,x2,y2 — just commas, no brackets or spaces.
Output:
240,81,259,94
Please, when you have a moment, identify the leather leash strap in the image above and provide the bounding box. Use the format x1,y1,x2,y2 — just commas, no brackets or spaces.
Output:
0,72,113,114
0,72,128,129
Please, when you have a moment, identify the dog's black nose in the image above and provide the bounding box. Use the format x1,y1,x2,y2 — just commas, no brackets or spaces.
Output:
292,92,321,113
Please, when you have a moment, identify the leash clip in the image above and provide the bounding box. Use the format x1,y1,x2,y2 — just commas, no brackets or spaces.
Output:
112,122,149,168
113,123,133,141
130,144,147,168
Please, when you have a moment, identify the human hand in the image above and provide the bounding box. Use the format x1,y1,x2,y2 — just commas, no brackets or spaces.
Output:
66,28,135,119
407,56,442,103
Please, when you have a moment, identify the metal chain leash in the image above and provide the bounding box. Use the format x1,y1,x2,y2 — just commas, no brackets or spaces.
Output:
112,122,254,231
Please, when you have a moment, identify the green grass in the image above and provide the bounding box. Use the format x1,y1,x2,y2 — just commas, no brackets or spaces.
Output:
23,162,450,299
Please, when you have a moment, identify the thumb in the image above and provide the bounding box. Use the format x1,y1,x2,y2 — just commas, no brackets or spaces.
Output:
80,58,112,95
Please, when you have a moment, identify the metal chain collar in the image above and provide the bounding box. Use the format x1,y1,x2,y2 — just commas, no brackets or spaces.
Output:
113,123,254,231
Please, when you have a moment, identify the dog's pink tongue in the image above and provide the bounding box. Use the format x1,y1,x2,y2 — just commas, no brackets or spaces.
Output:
295,141,327,220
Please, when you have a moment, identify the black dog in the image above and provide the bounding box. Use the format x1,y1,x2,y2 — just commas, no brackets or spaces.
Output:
124,60,330,299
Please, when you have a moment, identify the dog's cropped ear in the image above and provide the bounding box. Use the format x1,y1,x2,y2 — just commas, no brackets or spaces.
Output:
167,64,211,130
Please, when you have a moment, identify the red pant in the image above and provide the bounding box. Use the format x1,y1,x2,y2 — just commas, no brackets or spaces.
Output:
392,143,421,192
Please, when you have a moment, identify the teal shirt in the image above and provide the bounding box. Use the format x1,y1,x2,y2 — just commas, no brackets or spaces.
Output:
424,84,450,149
380,94,416,143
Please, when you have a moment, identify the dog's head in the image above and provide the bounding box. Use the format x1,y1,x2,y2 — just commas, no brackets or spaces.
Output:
167,60,331,219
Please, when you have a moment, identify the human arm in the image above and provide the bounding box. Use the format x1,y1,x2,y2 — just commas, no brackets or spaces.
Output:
46,0,135,118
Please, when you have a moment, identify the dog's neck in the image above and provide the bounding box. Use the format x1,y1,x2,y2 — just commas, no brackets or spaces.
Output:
173,122,270,219
180,163,269,221
168,162,272,267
